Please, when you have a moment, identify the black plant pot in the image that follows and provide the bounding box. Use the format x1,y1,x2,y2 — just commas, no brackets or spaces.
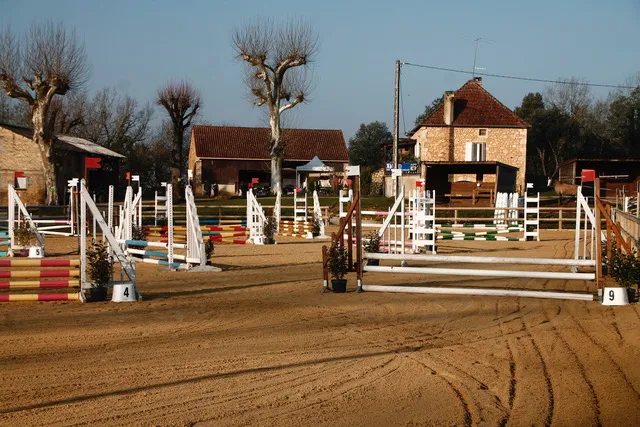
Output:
627,287,637,303
366,259,379,266
331,279,347,293
88,287,108,302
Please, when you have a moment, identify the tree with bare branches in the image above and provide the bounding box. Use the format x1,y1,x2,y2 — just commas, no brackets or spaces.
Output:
232,18,318,196
156,80,201,199
0,22,89,205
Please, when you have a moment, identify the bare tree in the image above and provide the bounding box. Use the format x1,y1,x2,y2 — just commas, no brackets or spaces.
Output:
544,77,591,121
232,18,318,196
74,87,153,168
48,91,87,134
156,80,201,199
0,22,89,205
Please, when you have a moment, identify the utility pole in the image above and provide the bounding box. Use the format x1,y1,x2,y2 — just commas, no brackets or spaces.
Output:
393,59,400,198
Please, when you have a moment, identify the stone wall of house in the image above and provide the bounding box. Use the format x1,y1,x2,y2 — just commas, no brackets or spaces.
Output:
0,128,46,205
413,126,528,193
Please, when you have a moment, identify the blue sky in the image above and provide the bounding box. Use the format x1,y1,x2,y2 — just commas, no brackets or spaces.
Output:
2,0,639,141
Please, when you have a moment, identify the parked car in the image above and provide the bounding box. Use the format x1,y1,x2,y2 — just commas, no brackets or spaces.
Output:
254,185,271,197
317,186,332,195
283,184,296,196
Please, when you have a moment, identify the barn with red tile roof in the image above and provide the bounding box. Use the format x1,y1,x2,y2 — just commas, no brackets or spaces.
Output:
188,126,349,195
410,77,530,196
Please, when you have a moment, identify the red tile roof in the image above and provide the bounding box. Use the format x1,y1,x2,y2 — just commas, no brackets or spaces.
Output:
191,126,349,162
418,80,529,128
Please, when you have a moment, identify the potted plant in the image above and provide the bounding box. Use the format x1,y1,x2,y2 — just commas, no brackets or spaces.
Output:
263,216,277,244
364,231,381,266
86,240,113,302
327,244,348,293
14,222,42,257
606,242,639,303
204,239,215,265
312,217,322,238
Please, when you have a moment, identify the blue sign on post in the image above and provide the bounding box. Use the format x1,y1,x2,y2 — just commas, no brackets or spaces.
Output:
387,163,418,174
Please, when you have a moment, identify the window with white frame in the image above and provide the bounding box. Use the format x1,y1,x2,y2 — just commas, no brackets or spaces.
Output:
464,142,486,161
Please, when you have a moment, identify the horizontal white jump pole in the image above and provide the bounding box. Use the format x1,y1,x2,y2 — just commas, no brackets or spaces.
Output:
35,230,73,236
31,220,71,224
36,225,71,230
117,239,187,249
363,265,595,280
362,210,415,216
365,252,596,267
359,223,413,229
361,284,594,301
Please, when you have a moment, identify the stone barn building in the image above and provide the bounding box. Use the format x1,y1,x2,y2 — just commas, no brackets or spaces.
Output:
188,126,349,196
410,77,530,198
0,123,125,205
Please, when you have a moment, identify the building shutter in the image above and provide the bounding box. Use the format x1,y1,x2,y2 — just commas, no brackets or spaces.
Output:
465,142,486,161
465,142,474,161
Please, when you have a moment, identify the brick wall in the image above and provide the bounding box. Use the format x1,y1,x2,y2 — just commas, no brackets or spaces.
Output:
0,128,46,205
413,126,528,192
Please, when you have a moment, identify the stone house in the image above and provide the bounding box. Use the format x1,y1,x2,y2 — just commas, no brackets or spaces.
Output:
188,126,349,196
410,77,530,196
0,123,125,205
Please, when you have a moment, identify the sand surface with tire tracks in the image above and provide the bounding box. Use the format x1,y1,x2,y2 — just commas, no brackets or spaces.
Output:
1,230,639,426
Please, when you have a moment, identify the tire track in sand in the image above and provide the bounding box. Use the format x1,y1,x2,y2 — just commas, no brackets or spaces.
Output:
408,355,473,427
498,297,554,427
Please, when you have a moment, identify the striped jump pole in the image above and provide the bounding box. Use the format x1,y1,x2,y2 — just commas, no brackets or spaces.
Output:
126,248,201,264
206,237,247,244
438,227,523,236
437,223,520,229
120,239,187,249
0,259,80,267
146,225,247,232
0,293,80,302
0,270,81,279
439,235,523,241
0,280,81,289
438,235,523,242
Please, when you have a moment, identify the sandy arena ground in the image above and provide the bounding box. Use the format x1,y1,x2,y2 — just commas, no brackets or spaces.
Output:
1,230,640,426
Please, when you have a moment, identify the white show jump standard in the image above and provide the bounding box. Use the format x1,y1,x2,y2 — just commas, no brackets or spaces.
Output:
246,188,266,244
356,185,597,301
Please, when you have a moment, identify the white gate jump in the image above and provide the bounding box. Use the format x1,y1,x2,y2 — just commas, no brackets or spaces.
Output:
358,186,597,301
7,185,45,253
119,184,208,270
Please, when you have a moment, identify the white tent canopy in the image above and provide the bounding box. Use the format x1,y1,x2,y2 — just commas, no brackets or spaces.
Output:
296,156,335,188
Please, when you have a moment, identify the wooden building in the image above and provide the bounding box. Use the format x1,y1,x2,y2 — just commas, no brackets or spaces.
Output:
558,158,640,197
188,126,349,196
0,123,125,205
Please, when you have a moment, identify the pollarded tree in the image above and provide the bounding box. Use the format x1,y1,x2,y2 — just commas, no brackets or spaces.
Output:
232,18,318,196
0,22,89,205
156,81,201,199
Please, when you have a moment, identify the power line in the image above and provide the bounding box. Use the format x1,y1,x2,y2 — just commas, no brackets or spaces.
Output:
402,62,636,90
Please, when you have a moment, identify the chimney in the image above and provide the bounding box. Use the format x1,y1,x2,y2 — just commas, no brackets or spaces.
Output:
473,76,482,86
443,91,455,125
